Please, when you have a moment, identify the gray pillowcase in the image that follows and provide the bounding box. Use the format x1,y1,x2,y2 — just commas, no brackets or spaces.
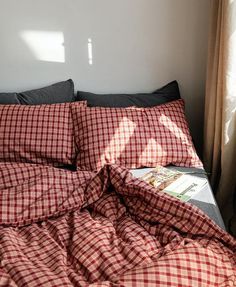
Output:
76,81,180,107
0,79,74,105
0,93,20,104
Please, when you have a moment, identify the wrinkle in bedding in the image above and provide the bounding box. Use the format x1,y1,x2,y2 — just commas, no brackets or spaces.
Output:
0,162,235,286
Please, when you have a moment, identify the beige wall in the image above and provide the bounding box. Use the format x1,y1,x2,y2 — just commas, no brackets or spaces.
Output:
0,0,210,152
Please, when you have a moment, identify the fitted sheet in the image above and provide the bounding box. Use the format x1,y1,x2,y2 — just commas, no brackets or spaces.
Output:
131,166,226,230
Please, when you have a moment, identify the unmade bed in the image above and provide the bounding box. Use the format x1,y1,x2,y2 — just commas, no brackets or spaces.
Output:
0,163,235,286
0,80,235,286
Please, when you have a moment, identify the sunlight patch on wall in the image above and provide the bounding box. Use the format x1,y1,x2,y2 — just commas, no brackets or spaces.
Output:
20,31,65,63
88,38,93,65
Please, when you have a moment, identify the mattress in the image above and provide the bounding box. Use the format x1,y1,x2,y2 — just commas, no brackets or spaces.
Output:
131,166,226,230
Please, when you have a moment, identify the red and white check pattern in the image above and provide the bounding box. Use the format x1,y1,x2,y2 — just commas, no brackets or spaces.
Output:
0,161,93,226
0,162,235,286
0,102,85,167
72,100,202,171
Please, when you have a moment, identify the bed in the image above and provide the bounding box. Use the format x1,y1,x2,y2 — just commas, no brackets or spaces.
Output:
0,80,235,286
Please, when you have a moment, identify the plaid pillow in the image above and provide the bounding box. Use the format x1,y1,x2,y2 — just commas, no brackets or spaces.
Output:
72,100,202,171
0,102,86,166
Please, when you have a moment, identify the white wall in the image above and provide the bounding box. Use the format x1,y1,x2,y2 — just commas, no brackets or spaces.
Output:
0,0,210,152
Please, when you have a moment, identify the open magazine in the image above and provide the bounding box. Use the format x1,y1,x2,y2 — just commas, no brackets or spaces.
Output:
140,166,208,202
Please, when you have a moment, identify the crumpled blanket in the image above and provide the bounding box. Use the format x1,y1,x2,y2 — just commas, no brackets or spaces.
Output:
0,162,235,286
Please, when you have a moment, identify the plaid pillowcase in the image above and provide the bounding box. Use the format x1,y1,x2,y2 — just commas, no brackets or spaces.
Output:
0,102,86,166
72,99,202,171
145,100,202,168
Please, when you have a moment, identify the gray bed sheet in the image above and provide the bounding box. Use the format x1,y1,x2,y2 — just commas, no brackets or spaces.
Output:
130,166,225,230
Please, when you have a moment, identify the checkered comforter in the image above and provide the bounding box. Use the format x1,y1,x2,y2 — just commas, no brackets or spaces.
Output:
0,162,235,286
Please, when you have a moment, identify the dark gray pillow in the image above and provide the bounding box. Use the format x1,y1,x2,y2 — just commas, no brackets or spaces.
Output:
76,81,180,107
0,79,74,105
0,93,20,104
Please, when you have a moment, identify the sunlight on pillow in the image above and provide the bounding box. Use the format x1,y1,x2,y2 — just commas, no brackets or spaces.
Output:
102,117,136,164
72,100,203,171
159,114,189,144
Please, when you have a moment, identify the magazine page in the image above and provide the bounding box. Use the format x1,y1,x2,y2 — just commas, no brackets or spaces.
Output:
140,166,208,202
141,166,182,189
162,174,207,201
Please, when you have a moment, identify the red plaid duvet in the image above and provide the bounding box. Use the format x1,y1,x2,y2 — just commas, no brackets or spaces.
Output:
0,162,235,286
